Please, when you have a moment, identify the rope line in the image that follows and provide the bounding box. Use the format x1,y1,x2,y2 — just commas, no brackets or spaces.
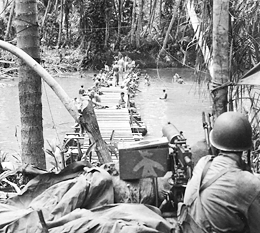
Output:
14,125,21,152
43,81,61,144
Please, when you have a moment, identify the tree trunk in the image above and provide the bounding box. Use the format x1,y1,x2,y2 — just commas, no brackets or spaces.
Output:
55,0,59,11
158,0,181,59
105,20,109,48
15,0,45,169
104,4,110,48
136,0,144,48
64,0,69,44
0,40,113,164
4,0,15,41
130,0,137,46
158,0,162,28
211,0,229,117
148,0,157,36
57,0,63,48
143,0,157,37
78,0,86,49
149,0,152,15
41,0,52,28
116,0,123,47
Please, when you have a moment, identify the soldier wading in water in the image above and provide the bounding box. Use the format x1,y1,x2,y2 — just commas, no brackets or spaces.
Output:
177,111,260,233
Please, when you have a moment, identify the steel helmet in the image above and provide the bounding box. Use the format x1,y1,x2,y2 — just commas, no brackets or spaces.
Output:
209,111,252,151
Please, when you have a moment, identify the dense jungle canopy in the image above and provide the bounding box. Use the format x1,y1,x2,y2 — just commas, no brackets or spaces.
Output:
0,0,260,75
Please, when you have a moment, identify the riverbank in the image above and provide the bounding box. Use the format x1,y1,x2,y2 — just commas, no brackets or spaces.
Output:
40,47,186,72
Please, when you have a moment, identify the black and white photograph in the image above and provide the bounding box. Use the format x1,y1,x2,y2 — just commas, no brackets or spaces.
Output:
0,0,259,232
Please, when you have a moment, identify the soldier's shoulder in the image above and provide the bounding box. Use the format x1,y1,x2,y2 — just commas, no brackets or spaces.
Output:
196,155,213,166
238,170,260,192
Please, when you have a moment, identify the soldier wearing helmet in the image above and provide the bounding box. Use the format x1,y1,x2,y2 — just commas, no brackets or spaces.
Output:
178,111,260,233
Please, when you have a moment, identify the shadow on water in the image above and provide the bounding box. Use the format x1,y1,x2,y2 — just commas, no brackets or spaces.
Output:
0,68,211,154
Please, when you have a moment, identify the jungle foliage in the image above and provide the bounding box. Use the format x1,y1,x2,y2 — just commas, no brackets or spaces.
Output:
0,0,197,70
0,0,260,75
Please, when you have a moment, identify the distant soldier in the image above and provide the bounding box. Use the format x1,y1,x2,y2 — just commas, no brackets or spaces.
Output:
123,55,129,72
178,111,260,233
144,75,151,86
117,92,126,108
173,73,180,82
104,63,110,72
177,77,184,84
117,56,125,81
130,59,136,70
88,90,101,108
159,89,167,100
113,67,120,86
79,85,85,95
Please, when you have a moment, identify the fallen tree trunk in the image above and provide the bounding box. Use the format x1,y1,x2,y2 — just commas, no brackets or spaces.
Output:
0,40,79,120
0,40,112,164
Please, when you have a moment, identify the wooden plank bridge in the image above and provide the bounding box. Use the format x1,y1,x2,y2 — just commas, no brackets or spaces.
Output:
64,86,144,160
95,87,139,142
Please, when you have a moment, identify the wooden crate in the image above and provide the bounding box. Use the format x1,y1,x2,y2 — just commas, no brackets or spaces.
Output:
118,137,169,180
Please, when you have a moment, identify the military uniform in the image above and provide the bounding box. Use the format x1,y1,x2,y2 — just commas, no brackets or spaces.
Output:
178,112,260,233
184,154,260,232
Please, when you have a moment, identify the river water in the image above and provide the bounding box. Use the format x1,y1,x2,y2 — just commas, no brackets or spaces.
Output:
0,68,211,155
